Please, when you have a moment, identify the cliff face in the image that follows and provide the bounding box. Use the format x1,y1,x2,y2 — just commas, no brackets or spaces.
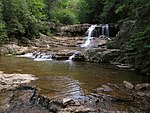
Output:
108,16,150,75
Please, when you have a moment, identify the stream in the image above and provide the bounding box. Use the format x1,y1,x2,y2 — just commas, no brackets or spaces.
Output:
1,55,150,98
0,24,150,111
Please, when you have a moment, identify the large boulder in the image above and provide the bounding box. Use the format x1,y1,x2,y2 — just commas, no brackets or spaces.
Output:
71,51,85,61
0,44,31,55
84,48,120,63
123,81,134,90
108,20,137,49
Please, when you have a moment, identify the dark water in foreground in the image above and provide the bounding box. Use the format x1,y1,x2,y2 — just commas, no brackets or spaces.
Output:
0,56,150,99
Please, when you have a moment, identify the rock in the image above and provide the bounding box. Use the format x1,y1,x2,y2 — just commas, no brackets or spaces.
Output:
136,92,145,97
146,93,150,98
135,83,150,90
109,19,150,76
72,52,85,61
141,68,150,76
2,88,50,113
96,85,113,93
53,55,69,60
55,24,91,37
110,20,137,49
116,64,132,69
84,48,120,63
0,44,20,55
0,71,3,74
62,97,75,106
74,106,96,112
123,81,134,89
0,72,37,90
0,44,36,55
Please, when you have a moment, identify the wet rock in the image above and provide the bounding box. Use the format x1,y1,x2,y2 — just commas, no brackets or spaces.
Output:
141,68,150,76
96,85,113,93
62,97,75,106
0,72,37,90
146,93,150,98
84,48,121,63
123,81,134,90
136,92,146,97
72,52,85,61
135,83,150,90
110,20,137,49
74,106,96,112
116,64,132,69
53,55,69,60
0,44,28,55
2,90,50,113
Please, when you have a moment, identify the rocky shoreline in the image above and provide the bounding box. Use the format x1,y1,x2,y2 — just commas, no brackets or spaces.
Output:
0,23,150,112
0,65,150,112
0,72,150,112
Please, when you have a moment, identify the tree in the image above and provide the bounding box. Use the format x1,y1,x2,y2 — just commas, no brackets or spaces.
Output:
27,0,46,20
0,1,6,43
50,0,78,24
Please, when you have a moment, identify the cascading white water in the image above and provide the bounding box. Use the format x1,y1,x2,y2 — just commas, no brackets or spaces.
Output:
69,54,75,60
81,25,97,47
19,53,35,58
34,54,52,61
101,24,109,37
19,52,52,61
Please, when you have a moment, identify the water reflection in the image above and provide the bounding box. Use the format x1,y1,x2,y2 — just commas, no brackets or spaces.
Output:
0,56,150,98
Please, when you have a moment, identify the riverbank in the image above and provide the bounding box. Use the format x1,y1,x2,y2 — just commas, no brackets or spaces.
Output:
1,55,150,112
0,71,150,112
1,21,149,76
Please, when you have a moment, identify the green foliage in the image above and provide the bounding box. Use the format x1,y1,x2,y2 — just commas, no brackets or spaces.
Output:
0,1,6,44
51,9,77,25
77,0,104,23
115,4,126,14
1,0,49,43
27,0,46,20
124,25,150,52
0,0,149,45
122,25,150,69
77,0,150,23
50,0,78,24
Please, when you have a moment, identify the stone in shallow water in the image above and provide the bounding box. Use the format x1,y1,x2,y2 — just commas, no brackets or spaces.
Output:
136,92,145,97
96,85,113,93
135,83,150,90
146,93,150,98
0,72,37,90
62,97,75,106
123,81,134,90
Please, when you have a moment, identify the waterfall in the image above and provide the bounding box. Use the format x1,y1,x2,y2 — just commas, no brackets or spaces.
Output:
81,25,97,47
101,24,109,37
19,53,35,58
69,54,75,60
19,52,52,61
34,54,52,61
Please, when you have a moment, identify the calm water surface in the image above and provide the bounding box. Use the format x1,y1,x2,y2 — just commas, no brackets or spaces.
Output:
0,56,150,99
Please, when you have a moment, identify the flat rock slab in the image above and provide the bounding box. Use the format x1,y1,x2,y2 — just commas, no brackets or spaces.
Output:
0,71,37,90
